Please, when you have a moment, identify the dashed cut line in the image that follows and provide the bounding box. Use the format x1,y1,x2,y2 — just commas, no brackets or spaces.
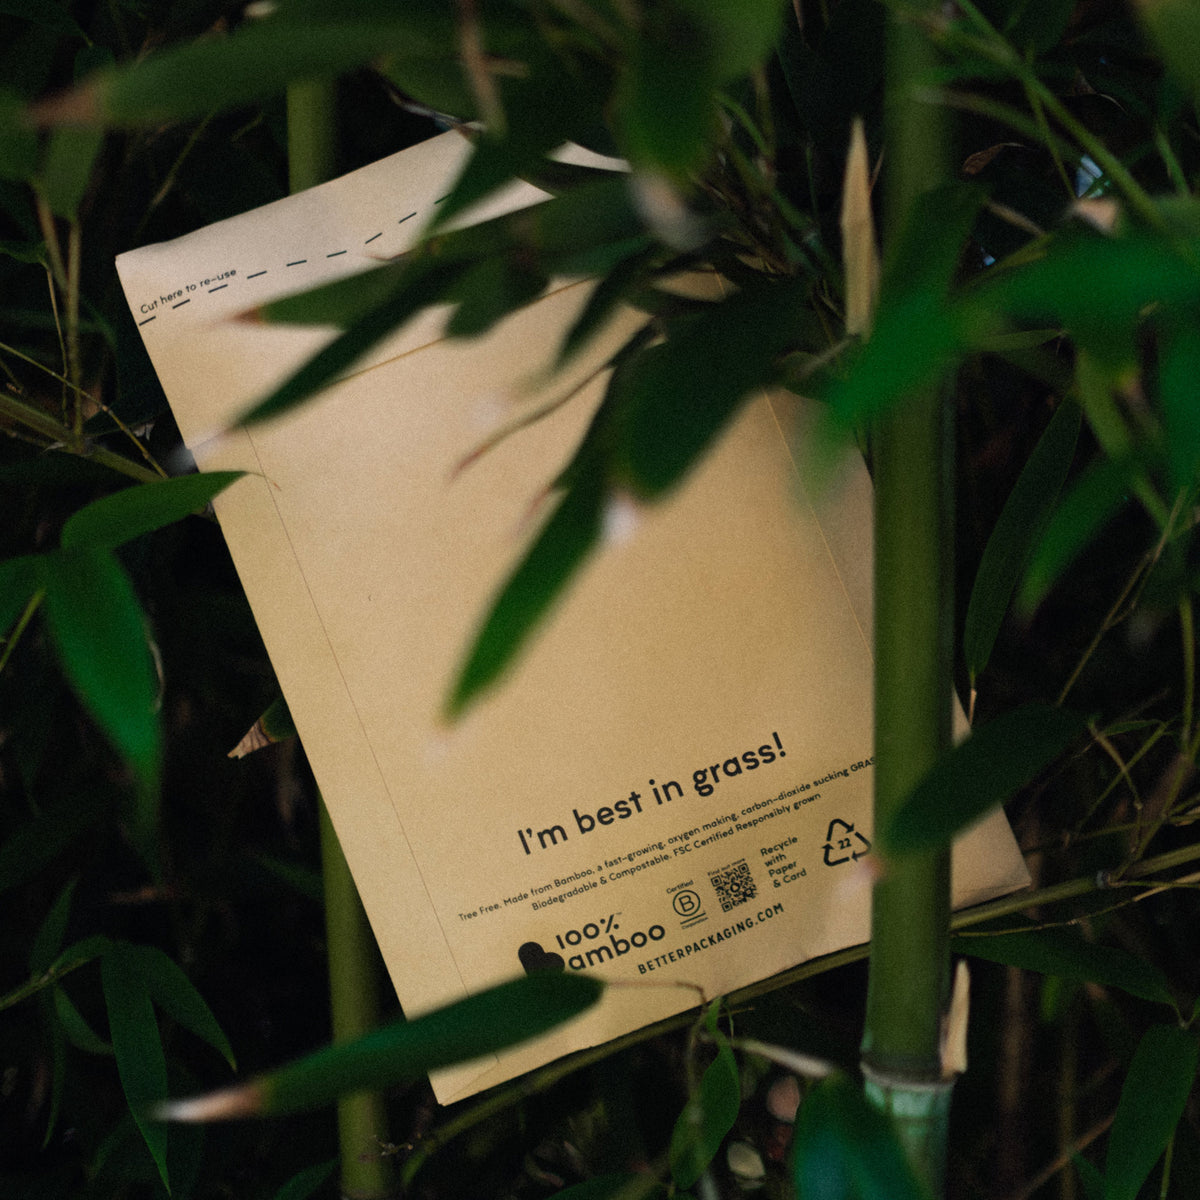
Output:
139,189,447,323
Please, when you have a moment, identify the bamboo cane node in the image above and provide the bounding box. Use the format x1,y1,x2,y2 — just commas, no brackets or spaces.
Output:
861,1065,955,1116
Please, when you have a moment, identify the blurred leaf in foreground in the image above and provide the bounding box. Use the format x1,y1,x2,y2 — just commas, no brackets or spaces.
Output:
792,1072,928,1200
158,972,603,1120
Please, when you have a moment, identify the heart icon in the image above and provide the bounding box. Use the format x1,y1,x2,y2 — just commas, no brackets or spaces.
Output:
518,941,566,974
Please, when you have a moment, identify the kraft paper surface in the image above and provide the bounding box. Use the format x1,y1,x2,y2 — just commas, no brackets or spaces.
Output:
116,131,1030,1104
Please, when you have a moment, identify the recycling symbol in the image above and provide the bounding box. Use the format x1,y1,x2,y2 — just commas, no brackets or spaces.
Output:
822,817,872,866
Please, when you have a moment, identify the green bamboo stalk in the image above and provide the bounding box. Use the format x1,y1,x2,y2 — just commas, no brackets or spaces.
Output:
860,3,955,1193
286,79,395,1200
319,803,396,1199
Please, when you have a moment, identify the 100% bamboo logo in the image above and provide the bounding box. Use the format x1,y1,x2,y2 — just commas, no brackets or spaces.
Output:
518,912,666,973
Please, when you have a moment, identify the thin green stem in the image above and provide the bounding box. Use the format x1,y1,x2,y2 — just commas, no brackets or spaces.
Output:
1,342,92,407
0,590,44,677
1022,72,1074,199
288,78,394,1200
43,264,70,423
66,221,83,429
1059,495,1187,706
0,389,163,484
35,193,68,294
319,802,395,1200
1154,125,1189,196
933,89,1086,173
1159,1130,1177,1200
1180,597,1194,749
1058,560,1147,707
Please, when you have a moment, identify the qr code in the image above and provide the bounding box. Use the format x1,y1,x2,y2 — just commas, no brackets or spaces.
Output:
709,859,756,912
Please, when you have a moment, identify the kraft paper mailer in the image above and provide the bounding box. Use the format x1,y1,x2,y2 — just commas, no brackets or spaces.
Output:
116,131,1029,1104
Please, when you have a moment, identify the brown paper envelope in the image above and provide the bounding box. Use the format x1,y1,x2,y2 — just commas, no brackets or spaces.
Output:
116,131,1029,1103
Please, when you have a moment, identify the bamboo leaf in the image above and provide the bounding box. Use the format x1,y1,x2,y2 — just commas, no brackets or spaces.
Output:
121,943,236,1070
1137,0,1200,101
40,548,159,791
824,183,984,430
257,175,641,346
239,261,465,426
257,260,408,327
53,984,113,1055
989,232,1200,367
615,276,809,497
618,37,717,179
883,704,1085,853
448,473,605,718
1104,1025,1199,1200
549,1175,667,1200
229,695,297,759
272,1159,338,1200
430,49,606,231
102,944,170,1191
669,1035,741,1189
555,249,656,371
60,472,243,551
1005,0,1076,55
1075,1154,1105,1200
29,876,77,975
382,55,475,121
1017,455,1134,614
37,127,103,220
0,935,113,1013
0,449,133,486
883,182,985,298
39,992,68,1150
951,923,1176,1007
47,934,114,978
444,256,548,339
964,399,1081,683
160,972,603,1120
823,292,962,432
683,0,786,80
38,14,455,127
792,1072,928,1200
